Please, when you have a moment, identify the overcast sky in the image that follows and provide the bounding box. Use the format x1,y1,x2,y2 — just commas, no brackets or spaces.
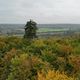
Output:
0,0,80,24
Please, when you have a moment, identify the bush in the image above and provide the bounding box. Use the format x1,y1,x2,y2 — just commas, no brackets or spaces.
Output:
0,36,80,80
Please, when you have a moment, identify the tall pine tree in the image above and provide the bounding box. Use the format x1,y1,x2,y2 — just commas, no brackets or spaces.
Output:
24,20,37,39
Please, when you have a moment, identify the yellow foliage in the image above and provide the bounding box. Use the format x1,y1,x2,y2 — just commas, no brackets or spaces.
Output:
38,70,76,80
33,39,45,47
0,42,6,49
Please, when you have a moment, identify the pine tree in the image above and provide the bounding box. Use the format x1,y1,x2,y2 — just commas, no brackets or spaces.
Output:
24,20,37,39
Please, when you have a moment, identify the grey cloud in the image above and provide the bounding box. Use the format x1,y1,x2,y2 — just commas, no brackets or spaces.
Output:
0,0,80,23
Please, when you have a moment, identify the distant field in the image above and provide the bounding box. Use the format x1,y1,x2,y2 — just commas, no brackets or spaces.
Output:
0,24,80,36
37,28,69,32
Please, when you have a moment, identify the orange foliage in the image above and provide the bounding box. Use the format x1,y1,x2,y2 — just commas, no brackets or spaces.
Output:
38,70,76,80
4,48,17,61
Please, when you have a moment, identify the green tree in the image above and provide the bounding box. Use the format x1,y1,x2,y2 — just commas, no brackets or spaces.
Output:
24,19,37,39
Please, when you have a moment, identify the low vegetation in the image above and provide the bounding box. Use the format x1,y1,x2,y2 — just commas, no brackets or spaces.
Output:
0,35,80,80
